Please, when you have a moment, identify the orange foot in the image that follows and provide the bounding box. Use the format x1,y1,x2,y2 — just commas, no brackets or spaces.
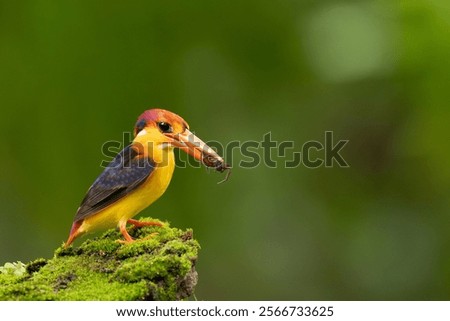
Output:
127,218,163,228
117,219,163,244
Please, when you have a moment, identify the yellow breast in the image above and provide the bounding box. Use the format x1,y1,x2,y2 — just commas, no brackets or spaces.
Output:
79,148,175,234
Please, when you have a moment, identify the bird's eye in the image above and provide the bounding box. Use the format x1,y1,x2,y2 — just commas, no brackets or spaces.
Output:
157,122,173,133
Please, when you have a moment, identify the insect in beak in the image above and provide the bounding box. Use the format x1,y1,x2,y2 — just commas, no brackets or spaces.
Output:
169,129,231,183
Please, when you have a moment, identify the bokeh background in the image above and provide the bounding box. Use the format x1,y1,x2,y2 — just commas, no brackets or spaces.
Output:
1,1,449,300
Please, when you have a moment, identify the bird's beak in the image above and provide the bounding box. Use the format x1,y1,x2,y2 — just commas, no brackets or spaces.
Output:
168,129,224,165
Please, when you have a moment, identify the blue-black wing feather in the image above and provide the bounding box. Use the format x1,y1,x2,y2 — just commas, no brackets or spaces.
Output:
73,144,155,222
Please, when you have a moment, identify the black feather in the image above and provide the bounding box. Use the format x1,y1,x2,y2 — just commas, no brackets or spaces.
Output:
73,144,155,222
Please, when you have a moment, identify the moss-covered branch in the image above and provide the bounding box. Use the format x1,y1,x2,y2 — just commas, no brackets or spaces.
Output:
0,219,199,300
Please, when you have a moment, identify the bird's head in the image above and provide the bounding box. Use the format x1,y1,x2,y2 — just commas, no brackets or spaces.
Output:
132,109,227,171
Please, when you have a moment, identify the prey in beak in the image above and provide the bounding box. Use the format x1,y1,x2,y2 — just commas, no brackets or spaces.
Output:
168,129,231,183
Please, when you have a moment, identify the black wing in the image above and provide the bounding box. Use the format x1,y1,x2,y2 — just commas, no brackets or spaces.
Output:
73,144,155,222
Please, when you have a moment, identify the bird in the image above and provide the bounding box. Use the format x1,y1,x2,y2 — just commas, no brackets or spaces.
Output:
65,108,229,247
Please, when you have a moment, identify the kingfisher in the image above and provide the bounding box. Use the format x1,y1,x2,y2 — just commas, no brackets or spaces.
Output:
65,108,229,247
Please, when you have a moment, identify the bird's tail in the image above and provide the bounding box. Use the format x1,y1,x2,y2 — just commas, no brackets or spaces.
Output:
65,220,83,248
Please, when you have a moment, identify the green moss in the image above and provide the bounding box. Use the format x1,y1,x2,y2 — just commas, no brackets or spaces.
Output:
0,262,26,277
0,218,200,301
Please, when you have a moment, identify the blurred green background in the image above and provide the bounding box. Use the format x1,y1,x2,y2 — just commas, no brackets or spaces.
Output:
1,0,449,300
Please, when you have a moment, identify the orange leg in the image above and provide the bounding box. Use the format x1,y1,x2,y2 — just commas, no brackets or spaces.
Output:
118,221,135,244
